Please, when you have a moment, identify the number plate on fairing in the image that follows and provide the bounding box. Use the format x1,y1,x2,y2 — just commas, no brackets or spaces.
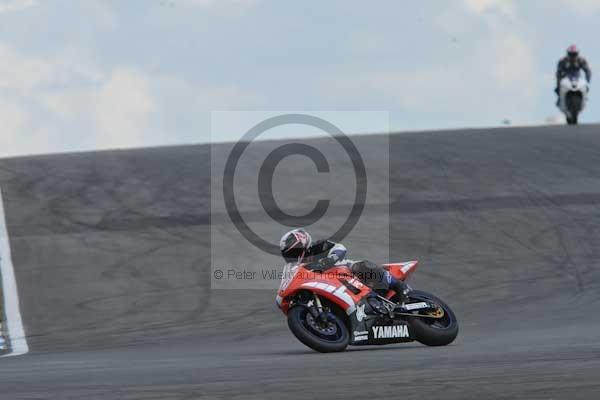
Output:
402,302,429,311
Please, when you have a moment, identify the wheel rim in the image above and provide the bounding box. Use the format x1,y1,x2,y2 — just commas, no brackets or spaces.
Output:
301,309,344,341
427,311,452,329
422,303,453,329
405,292,455,330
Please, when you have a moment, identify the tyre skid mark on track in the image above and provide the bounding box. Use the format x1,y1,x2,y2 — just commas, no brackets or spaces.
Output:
11,191,600,237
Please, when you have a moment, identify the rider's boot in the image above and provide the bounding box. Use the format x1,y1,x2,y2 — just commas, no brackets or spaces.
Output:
387,274,411,304
366,292,388,314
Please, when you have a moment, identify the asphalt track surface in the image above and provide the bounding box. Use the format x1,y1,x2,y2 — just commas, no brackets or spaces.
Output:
1,125,600,399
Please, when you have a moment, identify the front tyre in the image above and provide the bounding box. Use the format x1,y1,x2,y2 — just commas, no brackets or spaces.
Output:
566,92,582,125
405,290,459,346
287,306,349,353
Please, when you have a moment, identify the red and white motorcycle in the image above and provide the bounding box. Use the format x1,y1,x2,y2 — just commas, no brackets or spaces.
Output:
276,260,458,352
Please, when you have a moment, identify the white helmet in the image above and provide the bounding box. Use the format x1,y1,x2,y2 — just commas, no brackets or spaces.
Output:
279,228,312,263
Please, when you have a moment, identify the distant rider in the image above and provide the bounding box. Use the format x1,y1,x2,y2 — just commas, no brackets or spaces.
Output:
279,228,411,301
556,44,591,100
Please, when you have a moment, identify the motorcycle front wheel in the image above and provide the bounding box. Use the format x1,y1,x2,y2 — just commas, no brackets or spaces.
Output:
287,305,350,353
566,92,582,125
567,114,578,125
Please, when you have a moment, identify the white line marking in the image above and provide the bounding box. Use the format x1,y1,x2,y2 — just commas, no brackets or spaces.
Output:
0,186,29,356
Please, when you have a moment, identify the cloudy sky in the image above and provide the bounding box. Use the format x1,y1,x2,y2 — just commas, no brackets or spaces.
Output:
0,0,598,157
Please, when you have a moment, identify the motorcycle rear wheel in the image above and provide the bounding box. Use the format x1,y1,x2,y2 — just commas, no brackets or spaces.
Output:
404,290,459,346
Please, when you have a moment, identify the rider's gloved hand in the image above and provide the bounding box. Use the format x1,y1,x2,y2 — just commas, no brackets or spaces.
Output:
306,257,336,272
318,257,336,269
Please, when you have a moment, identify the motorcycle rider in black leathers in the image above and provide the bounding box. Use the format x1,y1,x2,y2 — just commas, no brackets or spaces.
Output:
556,44,591,102
279,228,411,301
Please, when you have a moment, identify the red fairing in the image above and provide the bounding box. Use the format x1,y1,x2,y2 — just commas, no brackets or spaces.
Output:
276,260,419,315
276,264,371,315
382,261,419,281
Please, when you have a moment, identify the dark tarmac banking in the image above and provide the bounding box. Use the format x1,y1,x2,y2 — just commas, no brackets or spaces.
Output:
1,125,600,399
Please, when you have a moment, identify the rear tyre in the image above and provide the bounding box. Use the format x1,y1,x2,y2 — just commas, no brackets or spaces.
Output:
404,290,459,346
287,305,349,353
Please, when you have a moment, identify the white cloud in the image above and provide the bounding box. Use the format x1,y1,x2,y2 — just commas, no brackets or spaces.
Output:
0,1,587,154
0,97,26,141
151,73,265,112
172,0,260,9
94,68,157,148
464,0,517,18
0,38,266,157
0,42,164,157
194,85,265,110
546,114,566,124
0,93,62,157
0,0,36,14
490,33,535,90
36,66,164,152
0,44,102,93
314,22,537,126
340,32,534,109
88,0,118,30
561,0,600,14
